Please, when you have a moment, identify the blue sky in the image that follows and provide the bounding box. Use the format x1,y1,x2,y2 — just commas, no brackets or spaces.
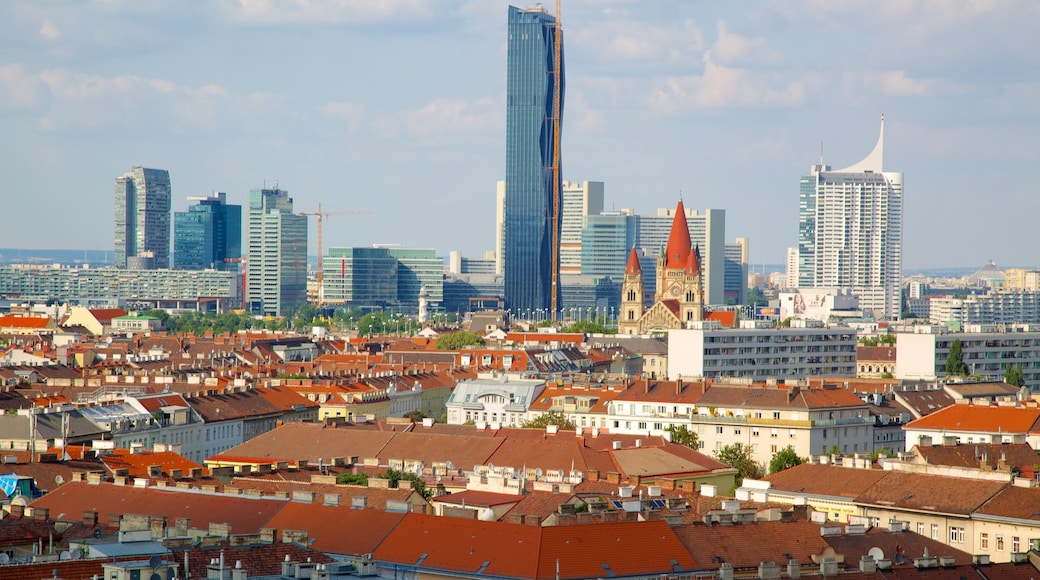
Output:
1,0,1038,271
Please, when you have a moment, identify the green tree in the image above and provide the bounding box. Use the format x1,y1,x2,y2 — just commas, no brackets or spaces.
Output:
520,410,576,430
768,445,804,474
746,287,768,307
714,444,765,487
380,468,432,500
562,320,614,335
337,472,369,486
945,338,968,376
404,410,427,423
435,331,486,350
1005,364,1025,387
665,424,699,449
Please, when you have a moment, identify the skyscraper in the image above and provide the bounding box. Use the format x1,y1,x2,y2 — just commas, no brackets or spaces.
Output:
246,187,307,316
797,116,903,320
173,192,242,270
503,4,564,316
560,180,604,275
114,166,171,269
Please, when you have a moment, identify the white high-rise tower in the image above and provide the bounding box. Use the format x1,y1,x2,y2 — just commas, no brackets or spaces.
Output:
796,115,903,320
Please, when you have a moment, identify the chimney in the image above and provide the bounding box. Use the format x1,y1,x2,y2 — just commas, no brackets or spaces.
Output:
83,510,98,525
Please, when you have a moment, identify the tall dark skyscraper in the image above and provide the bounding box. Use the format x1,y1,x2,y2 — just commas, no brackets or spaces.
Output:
114,166,172,269
503,5,564,316
173,192,242,270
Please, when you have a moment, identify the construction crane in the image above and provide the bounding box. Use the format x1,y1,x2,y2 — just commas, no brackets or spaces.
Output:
224,257,247,311
549,0,562,321
298,203,372,309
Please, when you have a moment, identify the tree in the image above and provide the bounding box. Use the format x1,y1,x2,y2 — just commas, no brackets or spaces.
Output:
1005,364,1025,387
562,320,613,335
945,338,968,376
404,410,427,423
520,411,576,430
666,424,699,449
714,444,764,487
337,472,369,486
435,331,486,350
769,445,804,474
380,468,432,500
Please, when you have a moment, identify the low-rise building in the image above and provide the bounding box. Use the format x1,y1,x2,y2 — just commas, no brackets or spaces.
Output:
895,324,1040,391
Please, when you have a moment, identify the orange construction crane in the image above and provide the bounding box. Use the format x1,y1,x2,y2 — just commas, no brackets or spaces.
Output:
550,0,562,321
224,257,247,310
298,203,372,309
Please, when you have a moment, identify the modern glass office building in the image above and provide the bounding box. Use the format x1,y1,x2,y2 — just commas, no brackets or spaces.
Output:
321,246,443,313
246,188,307,316
173,193,241,271
503,5,564,314
796,117,903,320
114,167,171,270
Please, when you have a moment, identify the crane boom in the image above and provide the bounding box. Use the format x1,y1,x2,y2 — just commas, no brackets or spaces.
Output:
298,203,372,309
550,0,562,321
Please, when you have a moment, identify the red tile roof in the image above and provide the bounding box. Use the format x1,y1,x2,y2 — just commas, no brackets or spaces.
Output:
664,200,691,269
0,316,52,329
264,501,407,556
101,449,206,478
625,247,641,275
905,404,1040,434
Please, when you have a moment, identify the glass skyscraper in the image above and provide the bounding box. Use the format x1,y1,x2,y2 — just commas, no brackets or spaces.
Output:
114,166,171,269
503,5,564,315
246,187,307,316
173,192,241,270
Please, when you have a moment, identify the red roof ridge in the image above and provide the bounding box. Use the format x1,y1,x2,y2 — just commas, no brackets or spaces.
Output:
626,247,642,275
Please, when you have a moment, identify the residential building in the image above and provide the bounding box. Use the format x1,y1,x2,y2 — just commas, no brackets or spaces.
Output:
1004,268,1040,291
895,324,1040,390
668,320,858,381
796,116,903,320
902,403,1040,451
560,180,604,275
173,192,242,271
115,166,172,270
444,375,544,426
503,5,564,314
925,290,1040,326
245,187,307,316
111,313,163,332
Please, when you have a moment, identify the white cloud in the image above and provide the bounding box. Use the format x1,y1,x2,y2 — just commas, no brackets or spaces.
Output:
0,64,44,110
319,101,367,133
841,70,952,97
707,22,776,66
396,97,500,145
39,21,61,40
570,17,703,64
222,0,433,25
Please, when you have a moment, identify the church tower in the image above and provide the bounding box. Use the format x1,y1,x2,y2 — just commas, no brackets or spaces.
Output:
681,245,703,323
618,247,644,334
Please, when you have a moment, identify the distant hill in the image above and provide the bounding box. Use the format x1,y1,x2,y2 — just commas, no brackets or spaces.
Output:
0,248,114,267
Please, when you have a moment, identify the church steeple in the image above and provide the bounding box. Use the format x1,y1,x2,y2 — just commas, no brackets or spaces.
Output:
664,199,692,269
626,247,642,275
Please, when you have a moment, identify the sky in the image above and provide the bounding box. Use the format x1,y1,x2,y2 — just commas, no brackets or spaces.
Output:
1,0,1038,272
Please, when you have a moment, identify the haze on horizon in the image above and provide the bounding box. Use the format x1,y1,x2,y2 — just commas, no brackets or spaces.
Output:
1,1,1038,271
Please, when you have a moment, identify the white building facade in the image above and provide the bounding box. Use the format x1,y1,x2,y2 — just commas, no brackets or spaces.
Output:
895,324,1040,390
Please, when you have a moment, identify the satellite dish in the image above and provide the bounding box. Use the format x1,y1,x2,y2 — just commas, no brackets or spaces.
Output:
71,550,81,560
59,551,72,560
534,468,543,477
0,553,9,564
93,529,101,539
149,555,162,569
445,460,454,471
867,547,885,561
150,573,162,580
55,475,64,485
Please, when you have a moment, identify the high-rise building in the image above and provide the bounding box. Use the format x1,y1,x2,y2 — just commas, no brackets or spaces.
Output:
561,181,604,275
321,246,443,313
797,117,903,320
724,237,749,304
634,206,726,305
245,187,307,316
503,5,564,315
173,192,241,271
114,166,171,270
579,210,635,278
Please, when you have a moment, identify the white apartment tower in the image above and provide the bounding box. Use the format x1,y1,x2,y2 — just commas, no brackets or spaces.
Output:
797,116,903,320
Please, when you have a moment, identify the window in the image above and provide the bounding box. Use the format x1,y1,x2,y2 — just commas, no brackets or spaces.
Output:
996,535,1005,551
1013,536,1020,553
789,429,797,438
734,427,742,435
752,428,760,437
716,426,724,434
773,411,781,420
715,441,723,451
638,422,647,430
980,533,989,549
917,523,924,535
931,524,939,540
949,527,964,543
770,429,778,438
770,445,778,453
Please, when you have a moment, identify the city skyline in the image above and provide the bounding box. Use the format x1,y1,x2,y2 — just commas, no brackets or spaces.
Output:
1,2,1039,270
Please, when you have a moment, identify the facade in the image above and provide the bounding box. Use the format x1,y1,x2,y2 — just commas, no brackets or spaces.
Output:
322,246,442,313
444,375,545,426
560,180,605,274
0,266,236,310
925,290,1040,326
724,237,749,304
246,187,307,316
173,192,242,271
796,116,902,320
668,320,858,381
579,210,634,278
618,200,703,335
114,166,172,270
635,206,726,305
386,247,444,309
894,324,1040,391
503,5,564,314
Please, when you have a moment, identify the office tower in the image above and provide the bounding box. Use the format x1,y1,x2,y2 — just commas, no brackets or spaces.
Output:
796,116,902,320
560,181,604,274
503,5,564,315
321,246,443,313
173,192,242,270
634,206,726,304
114,166,172,269
724,237,749,304
579,209,635,278
245,187,307,316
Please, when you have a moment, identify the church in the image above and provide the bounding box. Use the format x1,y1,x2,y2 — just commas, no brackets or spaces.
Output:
618,199,708,335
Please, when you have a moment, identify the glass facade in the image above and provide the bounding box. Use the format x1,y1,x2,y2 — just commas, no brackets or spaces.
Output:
114,167,171,269
246,188,307,316
580,212,635,279
503,5,564,314
322,247,399,309
173,193,241,270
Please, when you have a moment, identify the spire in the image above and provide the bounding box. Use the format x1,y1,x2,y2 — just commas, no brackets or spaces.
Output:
626,247,642,275
664,199,692,269
685,244,700,275
835,113,884,173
